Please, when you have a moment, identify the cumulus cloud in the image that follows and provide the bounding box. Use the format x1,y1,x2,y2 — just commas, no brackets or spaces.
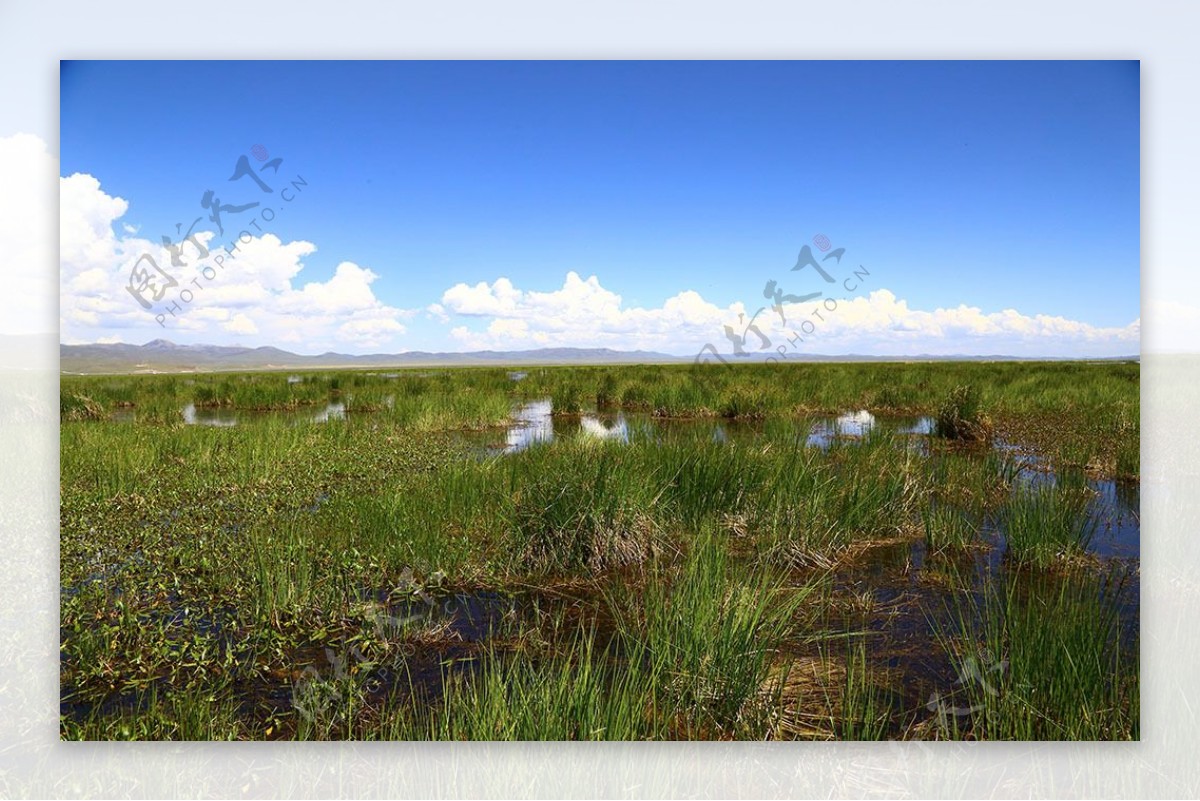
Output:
58,169,413,352
34,128,1142,359
810,290,1140,355
439,274,1140,358
442,272,748,352
225,313,259,336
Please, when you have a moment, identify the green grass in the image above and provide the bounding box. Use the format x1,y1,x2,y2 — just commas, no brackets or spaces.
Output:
60,368,516,430
299,531,818,741
550,386,583,415
61,681,247,741
934,568,1138,740
59,361,1139,740
610,530,813,737
827,636,896,740
375,631,668,741
507,443,664,574
1002,483,1099,568
922,503,980,552
753,434,920,566
934,384,993,442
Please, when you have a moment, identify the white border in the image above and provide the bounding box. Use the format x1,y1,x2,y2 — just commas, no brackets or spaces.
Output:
3,1,1197,796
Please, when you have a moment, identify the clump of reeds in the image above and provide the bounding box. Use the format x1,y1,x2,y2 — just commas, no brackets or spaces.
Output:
1113,404,1139,480
1115,442,1139,481
718,388,769,420
1001,482,1097,567
509,446,660,573
61,680,246,740
378,627,668,740
595,373,619,409
611,530,811,736
825,637,895,740
550,387,582,416
934,384,993,442
933,568,1138,740
921,502,979,552
60,392,106,421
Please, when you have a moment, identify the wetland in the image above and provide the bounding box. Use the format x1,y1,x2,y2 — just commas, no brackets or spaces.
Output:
59,361,1139,740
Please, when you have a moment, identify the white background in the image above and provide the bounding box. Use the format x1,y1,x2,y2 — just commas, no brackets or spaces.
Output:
1,1,1197,796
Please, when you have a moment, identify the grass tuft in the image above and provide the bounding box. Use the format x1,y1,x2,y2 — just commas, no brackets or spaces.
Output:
1002,483,1097,568
935,384,993,442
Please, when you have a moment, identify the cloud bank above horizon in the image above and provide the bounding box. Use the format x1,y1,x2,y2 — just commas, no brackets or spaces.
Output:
2,133,1142,357
437,273,1139,358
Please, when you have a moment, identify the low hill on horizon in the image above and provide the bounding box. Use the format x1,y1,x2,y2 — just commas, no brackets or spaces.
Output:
60,339,687,373
58,339,1140,374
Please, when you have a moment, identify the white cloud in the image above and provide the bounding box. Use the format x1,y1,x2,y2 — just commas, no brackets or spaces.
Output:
58,169,414,352
439,274,1140,357
442,271,747,352
224,313,259,336
442,277,524,316
288,262,383,315
426,302,449,323
40,135,1143,359
336,316,407,348
809,289,1140,354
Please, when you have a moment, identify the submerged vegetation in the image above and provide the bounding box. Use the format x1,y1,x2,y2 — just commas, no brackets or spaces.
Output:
60,361,1139,740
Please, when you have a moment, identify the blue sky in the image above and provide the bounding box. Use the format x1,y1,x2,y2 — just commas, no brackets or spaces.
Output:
55,60,1140,356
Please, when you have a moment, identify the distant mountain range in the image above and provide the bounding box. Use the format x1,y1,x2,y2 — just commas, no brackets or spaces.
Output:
57,339,1140,374
59,339,686,373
